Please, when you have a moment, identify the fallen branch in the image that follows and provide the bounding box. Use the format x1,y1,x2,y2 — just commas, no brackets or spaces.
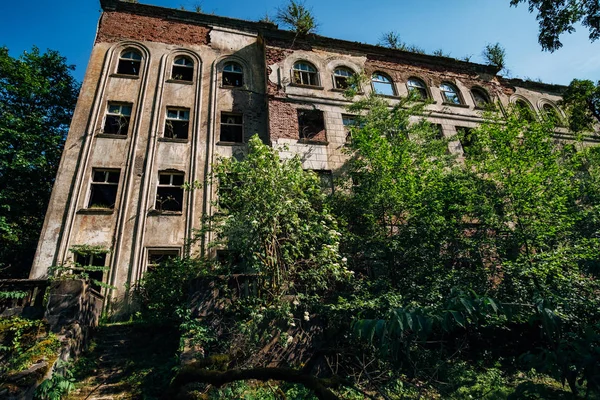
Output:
171,364,342,400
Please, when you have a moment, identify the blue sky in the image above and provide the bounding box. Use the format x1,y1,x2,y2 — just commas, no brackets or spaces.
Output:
1,0,598,85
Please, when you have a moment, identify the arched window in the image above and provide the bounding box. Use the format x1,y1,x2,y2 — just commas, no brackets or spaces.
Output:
371,72,395,96
471,87,491,108
440,83,462,105
407,78,428,100
333,67,354,89
117,49,142,76
542,103,561,124
223,61,243,87
172,56,194,81
293,61,319,86
515,100,535,122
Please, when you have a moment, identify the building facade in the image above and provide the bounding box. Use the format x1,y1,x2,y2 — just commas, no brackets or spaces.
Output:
30,0,590,298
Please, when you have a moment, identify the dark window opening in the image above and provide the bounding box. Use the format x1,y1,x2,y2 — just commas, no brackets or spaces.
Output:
88,169,120,209
298,109,326,141
220,113,243,143
147,250,180,272
117,50,142,76
156,172,184,212
172,56,194,81
293,62,319,86
543,103,562,124
165,108,190,139
103,103,132,135
516,100,535,122
74,253,106,293
457,127,475,156
315,170,334,195
435,124,444,139
471,88,490,108
223,62,244,87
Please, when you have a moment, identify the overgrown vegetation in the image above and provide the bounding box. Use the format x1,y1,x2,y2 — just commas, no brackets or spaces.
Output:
275,0,318,35
482,42,506,70
0,47,79,278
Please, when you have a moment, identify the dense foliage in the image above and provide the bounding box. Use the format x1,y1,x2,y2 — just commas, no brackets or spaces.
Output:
561,78,600,132
0,47,79,278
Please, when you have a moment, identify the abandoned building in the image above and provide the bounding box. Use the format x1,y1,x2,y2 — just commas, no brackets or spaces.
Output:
29,0,592,300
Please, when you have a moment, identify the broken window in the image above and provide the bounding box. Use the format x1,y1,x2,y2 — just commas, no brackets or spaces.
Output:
298,109,326,142
74,252,106,293
471,87,491,108
315,170,334,195
342,114,358,142
223,62,243,87
516,100,536,122
333,67,354,89
293,61,319,86
147,249,180,272
440,83,462,105
172,56,194,81
407,78,428,100
88,169,120,209
117,49,142,76
103,103,132,135
456,126,475,156
165,108,190,139
371,72,395,96
156,171,185,212
543,103,562,124
220,112,243,143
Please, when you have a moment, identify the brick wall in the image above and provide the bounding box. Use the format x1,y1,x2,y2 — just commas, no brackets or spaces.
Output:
268,99,300,141
97,11,211,46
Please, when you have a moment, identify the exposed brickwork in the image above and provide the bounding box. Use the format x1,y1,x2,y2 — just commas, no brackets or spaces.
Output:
265,47,292,96
269,100,301,141
97,11,210,46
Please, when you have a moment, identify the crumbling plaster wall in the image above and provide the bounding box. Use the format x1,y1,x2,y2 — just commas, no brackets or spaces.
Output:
31,10,268,297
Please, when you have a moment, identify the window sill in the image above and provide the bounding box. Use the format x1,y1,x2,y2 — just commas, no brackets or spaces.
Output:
221,85,245,90
331,88,364,94
158,137,189,143
77,208,114,215
166,79,193,85
97,133,128,139
148,209,183,216
376,94,402,100
442,102,470,108
217,141,245,146
298,139,329,145
474,105,497,111
289,83,324,90
110,73,140,80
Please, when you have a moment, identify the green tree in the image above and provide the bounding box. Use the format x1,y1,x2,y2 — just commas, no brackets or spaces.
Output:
482,42,506,70
0,47,79,278
275,0,318,35
511,0,600,51
561,78,600,132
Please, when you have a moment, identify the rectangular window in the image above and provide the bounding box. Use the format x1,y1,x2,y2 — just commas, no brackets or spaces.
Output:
220,112,243,143
88,169,120,209
156,172,185,212
74,252,107,293
456,126,475,155
147,249,180,272
342,114,357,142
165,108,190,139
435,124,444,138
315,170,334,195
298,110,326,142
103,103,132,135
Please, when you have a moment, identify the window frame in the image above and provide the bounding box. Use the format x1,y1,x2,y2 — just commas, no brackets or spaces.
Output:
541,102,563,125
440,82,463,105
222,61,244,88
103,102,132,136
146,248,181,272
332,67,354,90
219,112,244,143
74,252,107,294
292,61,320,87
171,56,194,82
155,171,185,213
298,109,327,143
470,87,492,109
164,107,190,140
371,72,396,96
515,99,536,122
116,49,142,76
406,77,429,100
88,168,120,210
